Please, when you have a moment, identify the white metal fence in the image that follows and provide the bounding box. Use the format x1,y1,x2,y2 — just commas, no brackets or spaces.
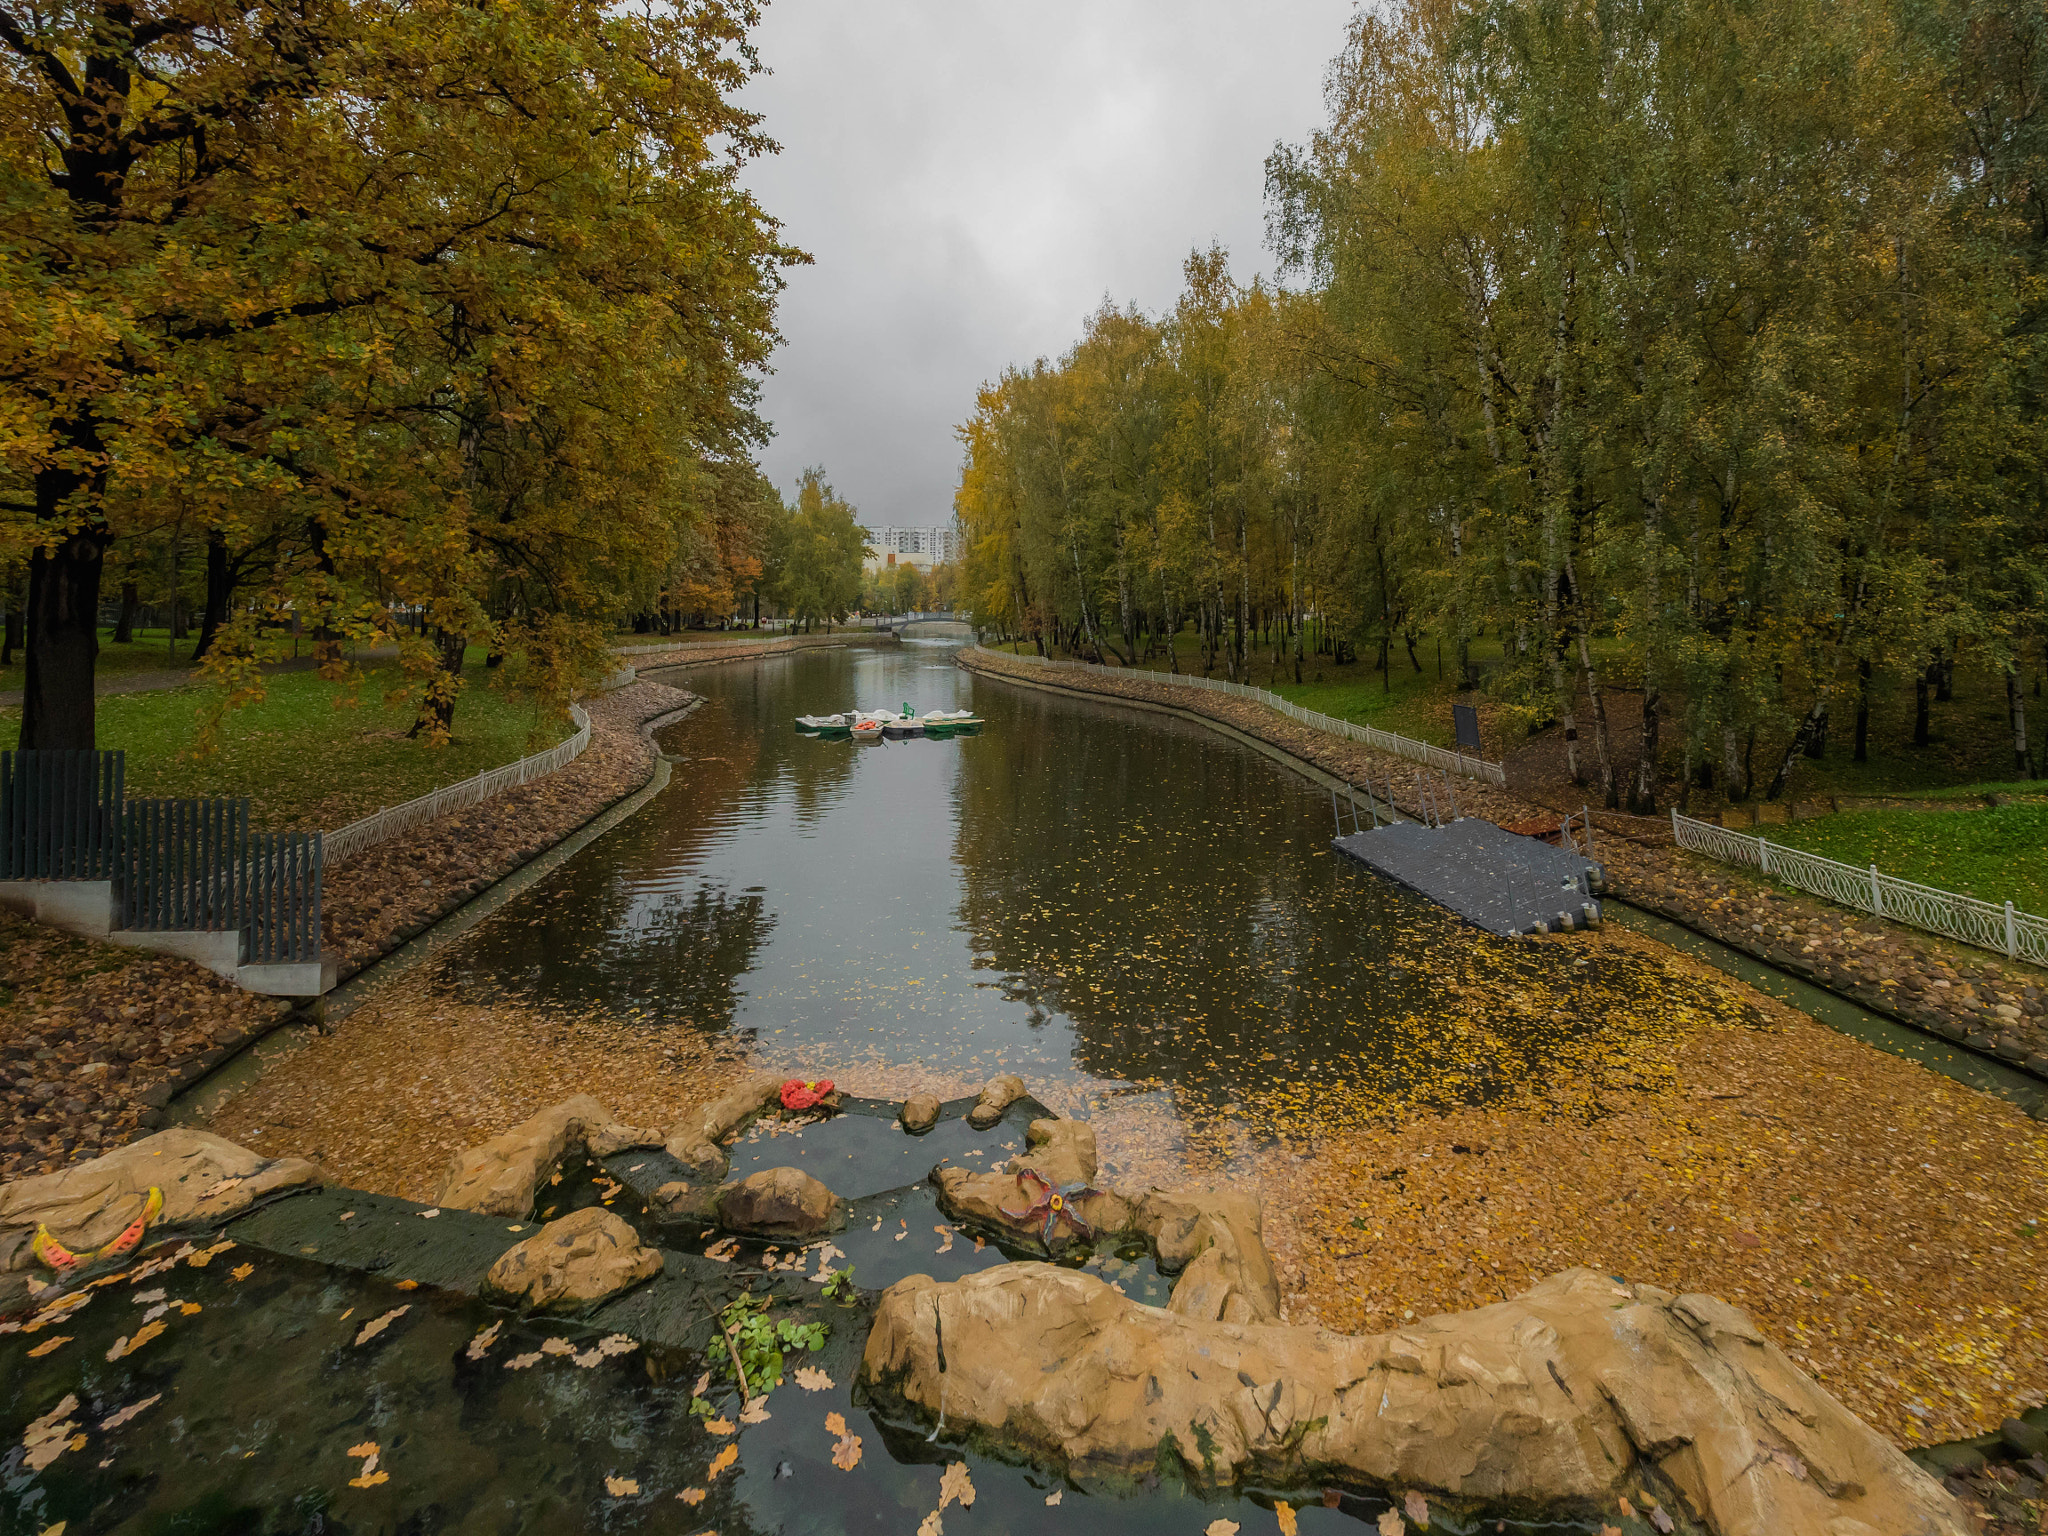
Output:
976,646,1507,786
1669,808,2047,965
325,704,591,866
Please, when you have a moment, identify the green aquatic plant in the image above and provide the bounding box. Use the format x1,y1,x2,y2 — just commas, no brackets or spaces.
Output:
717,1295,828,1396
822,1263,858,1302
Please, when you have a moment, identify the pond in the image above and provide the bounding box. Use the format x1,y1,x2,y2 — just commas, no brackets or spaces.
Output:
439,640,1672,1138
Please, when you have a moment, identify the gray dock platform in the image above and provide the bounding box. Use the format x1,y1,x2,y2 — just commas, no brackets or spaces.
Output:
1333,818,1603,937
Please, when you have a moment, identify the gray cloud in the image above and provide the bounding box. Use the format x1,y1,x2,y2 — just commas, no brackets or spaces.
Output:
737,2,1352,523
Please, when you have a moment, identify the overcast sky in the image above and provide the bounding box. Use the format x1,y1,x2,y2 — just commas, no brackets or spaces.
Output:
736,3,1354,527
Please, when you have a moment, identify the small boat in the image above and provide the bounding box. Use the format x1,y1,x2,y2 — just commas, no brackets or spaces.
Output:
882,709,924,739
796,713,851,734
849,718,884,742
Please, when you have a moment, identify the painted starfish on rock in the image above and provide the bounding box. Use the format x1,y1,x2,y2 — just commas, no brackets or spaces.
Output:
1000,1168,1101,1244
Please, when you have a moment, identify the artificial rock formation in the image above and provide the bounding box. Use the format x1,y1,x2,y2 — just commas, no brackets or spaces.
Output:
861,1265,1965,1536
483,1207,663,1313
966,1074,1027,1129
0,1129,320,1274
717,1166,845,1239
933,1117,1132,1250
436,1095,662,1218
665,1073,785,1172
1135,1186,1279,1325
899,1093,941,1134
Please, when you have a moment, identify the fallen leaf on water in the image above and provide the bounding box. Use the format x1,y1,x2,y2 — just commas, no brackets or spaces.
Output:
739,1398,771,1425
678,1487,706,1505
1377,1512,1405,1536
38,1523,64,1536
178,1302,201,1316
1205,1522,1239,1536
100,1395,162,1431
186,1241,235,1268
106,1319,166,1362
229,1264,254,1283
338,1308,353,1322
1404,1489,1430,1528
467,1321,503,1360
1601,1527,1622,1536
1045,1490,1063,1506
704,1416,735,1435
346,1442,386,1487
1649,1509,1674,1535
1618,1499,1636,1520
917,1512,941,1536
504,1352,542,1370
704,1237,740,1263
692,1371,712,1396
935,1226,955,1254
606,1476,639,1497
939,1462,975,1511
540,1338,575,1357
708,1444,738,1479
349,1470,389,1489
793,1366,833,1391
28,1336,70,1357
598,1334,637,1358
394,1280,419,1291
831,1432,862,1470
23,1396,80,1471
1276,1504,1298,1536
353,1307,409,1346
418,1209,440,1220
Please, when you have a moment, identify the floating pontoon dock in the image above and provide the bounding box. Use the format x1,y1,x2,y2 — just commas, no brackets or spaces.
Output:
1333,816,1605,937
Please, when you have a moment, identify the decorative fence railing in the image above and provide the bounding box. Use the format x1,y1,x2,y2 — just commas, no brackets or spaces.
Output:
977,647,1509,786
324,703,590,866
1669,808,2047,965
2,751,321,964
1,749,124,879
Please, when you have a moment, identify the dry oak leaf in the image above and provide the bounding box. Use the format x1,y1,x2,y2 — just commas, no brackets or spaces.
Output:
353,1308,409,1346
1045,1490,1063,1507
504,1352,542,1371
1377,1512,1405,1536
1276,1505,1298,1536
708,1444,738,1480
186,1241,235,1268
704,1417,736,1436
1404,1489,1430,1528
831,1432,862,1471
597,1335,637,1358
692,1371,712,1397
540,1338,575,1357
467,1321,503,1360
792,1366,833,1391
100,1395,161,1431
27,1336,70,1358
106,1319,166,1362
229,1264,254,1283
739,1398,771,1425
1205,1523,1240,1536
939,1462,975,1511
824,1411,847,1437
678,1488,707,1505
606,1476,639,1497
917,1513,942,1536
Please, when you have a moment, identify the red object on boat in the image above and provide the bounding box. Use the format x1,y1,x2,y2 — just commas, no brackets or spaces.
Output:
780,1079,834,1111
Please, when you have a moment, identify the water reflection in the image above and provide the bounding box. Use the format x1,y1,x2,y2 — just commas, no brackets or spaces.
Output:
439,642,1646,1119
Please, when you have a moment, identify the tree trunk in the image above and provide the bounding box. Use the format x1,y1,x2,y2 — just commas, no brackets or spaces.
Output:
2009,665,2037,778
1765,700,1827,801
1629,688,1659,814
1853,658,1871,763
21,526,109,750
408,628,468,740
1913,664,1931,747
113,581,139,645
192,530,232,662
1575,631,1617,808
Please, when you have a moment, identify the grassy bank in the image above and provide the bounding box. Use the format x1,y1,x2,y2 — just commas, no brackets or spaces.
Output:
1763,797,2048,916
1,660,574,831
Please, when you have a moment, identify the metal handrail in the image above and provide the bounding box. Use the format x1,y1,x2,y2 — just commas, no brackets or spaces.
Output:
973,646,1508,786
1670,808,2046,965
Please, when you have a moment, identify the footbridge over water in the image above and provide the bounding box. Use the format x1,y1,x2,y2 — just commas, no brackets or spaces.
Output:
889,611,976,639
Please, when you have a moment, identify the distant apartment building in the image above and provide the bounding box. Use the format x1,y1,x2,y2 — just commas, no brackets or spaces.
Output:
862,524,962,573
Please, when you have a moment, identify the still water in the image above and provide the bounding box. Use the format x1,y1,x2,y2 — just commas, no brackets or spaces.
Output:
443,641,1612,1119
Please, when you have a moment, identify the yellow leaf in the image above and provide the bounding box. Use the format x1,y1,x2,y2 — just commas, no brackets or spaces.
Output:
353,1307,409,1346
824,1411,847,1436
708,1444,738,1479
106,1319,166,1361
229,1264,254,1282
27,1335,70,1357
605,1476,639,1496
831,1432,862,1471
678,1487,707,1505
1277,1505,1298,1536
348,1442,379,1459
704,1416,735,1436
348,1470,389,1489
1206,1522,1240,1536
793,1366,833,1391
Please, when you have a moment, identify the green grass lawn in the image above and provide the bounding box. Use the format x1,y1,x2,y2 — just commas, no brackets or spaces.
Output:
1762,799,2048,916
0,627,228,691
1,661,573,831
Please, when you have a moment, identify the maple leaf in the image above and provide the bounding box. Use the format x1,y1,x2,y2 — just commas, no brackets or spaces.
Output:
605,1476,639,1496
353,1307,409,1346
793,1366,833,1391
678,1487,706,1505
708,1443,738,1479
939,1462,975,1511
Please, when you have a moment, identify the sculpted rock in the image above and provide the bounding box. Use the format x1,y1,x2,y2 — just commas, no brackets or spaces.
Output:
900,1093,941,1134
0,1130,321,1273
933,1118,1132,1249
650,1180,715,1219
967,1074,1027,1129
484,1207,662,1312
861,1265,1965,1536
665,1073,785,1171
437,1095,659,1217
717,1166,844,1239
1136,1187,1279,1324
